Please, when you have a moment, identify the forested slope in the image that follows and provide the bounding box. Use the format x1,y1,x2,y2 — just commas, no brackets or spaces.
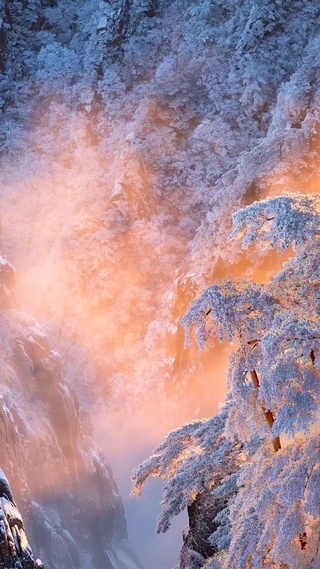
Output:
0,0,319,410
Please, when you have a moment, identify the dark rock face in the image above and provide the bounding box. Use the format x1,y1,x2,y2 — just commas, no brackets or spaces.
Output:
0,469,42,569
0,1,12,72
0,258,15,309
0,257,143,569
105,0,159,48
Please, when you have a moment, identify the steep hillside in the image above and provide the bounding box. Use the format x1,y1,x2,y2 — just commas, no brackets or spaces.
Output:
0,256,144,569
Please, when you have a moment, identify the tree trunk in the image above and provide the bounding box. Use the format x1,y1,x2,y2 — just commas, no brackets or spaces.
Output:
250,370,281,452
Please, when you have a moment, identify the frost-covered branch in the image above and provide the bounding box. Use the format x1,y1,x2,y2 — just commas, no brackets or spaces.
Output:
183,193,320,444
181,279,278,350
225,434,320,569
231,192,320,251
131,403,240,533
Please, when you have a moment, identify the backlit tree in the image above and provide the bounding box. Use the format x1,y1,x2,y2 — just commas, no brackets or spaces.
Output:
133,192,320,569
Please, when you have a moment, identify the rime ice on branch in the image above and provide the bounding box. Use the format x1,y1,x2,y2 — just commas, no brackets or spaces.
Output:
131,402,240,535
230,192,320,251
182,192,320,444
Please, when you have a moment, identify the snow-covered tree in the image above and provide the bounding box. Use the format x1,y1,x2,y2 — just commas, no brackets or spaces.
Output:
133,192,320,568
184,193,320,444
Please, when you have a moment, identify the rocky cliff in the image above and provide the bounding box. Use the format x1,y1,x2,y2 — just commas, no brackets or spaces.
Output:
0,468,42,569
0,256,144,569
